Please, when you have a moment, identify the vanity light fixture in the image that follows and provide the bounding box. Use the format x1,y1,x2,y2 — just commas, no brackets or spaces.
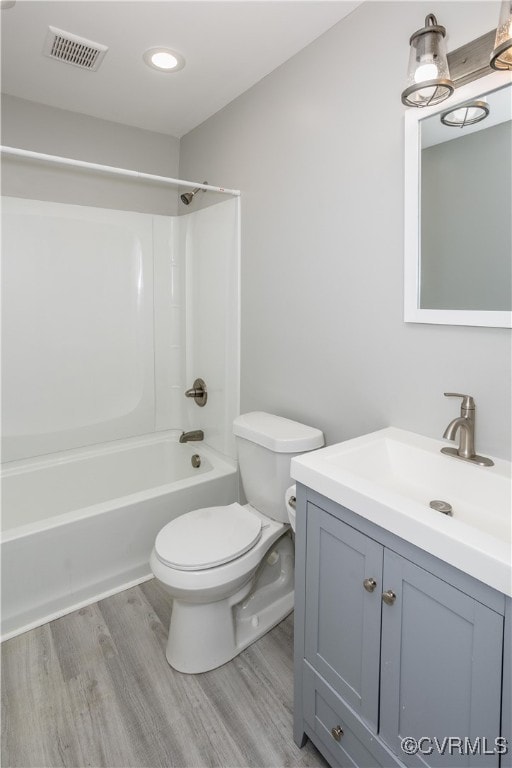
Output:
440,99,490,127
490,0,512,70
402,14,454,107
143,47,185,72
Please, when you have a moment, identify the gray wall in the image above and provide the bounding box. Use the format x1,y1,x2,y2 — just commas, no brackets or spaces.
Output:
179,0,511,460
421,120,512,311
1,94,180,214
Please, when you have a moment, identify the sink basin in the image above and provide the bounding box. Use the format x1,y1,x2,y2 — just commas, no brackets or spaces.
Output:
291,427,512,595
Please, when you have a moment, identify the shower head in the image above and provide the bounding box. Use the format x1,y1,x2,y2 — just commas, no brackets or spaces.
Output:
180,190,196,205
180,182,208,206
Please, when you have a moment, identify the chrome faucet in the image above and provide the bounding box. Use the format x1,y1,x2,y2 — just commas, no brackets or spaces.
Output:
441,393,494,467
179,430,204,443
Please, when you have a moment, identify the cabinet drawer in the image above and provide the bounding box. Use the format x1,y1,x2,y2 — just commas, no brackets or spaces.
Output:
303,662,405,768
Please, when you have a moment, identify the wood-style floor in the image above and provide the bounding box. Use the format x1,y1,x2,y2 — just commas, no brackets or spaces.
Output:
2,579,328,768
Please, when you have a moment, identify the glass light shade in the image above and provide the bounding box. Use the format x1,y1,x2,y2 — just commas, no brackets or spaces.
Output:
402,14,454,107
440,100,490,127
490,0,512,70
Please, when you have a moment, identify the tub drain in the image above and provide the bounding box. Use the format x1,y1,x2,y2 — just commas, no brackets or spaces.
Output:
191,454,201,469
429,499,453,516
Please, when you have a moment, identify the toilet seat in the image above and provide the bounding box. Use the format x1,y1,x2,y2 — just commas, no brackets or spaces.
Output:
154,503,263,571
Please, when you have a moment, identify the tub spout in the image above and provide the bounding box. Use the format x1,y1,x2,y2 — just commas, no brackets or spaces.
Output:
179,430,204,443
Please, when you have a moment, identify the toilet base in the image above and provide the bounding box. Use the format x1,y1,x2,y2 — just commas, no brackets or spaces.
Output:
165,533,294,674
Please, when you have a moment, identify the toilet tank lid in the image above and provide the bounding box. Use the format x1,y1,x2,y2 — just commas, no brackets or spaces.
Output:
233,412,324,453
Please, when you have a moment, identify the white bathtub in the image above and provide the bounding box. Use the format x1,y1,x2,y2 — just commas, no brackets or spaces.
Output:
1,431,238,640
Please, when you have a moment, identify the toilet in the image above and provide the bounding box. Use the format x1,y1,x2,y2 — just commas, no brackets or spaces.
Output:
150,411,324,673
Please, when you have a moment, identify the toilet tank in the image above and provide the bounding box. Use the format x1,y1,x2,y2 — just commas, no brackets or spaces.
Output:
233,412,324,522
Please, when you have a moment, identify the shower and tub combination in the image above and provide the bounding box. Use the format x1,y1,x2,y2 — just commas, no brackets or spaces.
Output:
0,148,241,640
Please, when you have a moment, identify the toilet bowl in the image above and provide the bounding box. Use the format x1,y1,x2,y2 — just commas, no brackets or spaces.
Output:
150,504,293,673
150,412,323,674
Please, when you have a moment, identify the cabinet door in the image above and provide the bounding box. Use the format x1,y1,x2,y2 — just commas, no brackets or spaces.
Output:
304,503,383,730
380,549,503,768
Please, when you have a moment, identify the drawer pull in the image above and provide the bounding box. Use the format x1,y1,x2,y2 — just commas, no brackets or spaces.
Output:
382,590,396,606
331,725,344,741
363,577,377,592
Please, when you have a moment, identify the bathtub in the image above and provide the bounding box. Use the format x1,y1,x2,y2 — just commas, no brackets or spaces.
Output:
1,431,238,640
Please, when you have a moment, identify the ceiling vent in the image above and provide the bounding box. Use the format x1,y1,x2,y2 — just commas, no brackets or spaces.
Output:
44,26,108,71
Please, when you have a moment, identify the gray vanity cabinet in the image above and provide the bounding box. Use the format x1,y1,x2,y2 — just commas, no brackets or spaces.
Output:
379,549,503,765
305,510,383,731
295,494,506,768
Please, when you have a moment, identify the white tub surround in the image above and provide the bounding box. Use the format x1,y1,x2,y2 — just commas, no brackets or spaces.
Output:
1,195,240,464
1,198,157,461
1,432,237,641
182,199,241,459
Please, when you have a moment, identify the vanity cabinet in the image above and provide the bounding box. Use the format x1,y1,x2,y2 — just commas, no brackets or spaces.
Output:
294,489,509,768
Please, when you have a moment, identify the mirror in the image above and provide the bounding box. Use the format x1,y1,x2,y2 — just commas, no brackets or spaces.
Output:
404,72,512,327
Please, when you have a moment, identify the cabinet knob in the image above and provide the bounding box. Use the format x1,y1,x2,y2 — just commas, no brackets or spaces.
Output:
382,590,396,606
363,577,377,592
331,725,344,742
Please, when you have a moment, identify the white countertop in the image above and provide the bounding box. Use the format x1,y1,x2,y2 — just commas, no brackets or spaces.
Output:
291,427,512,596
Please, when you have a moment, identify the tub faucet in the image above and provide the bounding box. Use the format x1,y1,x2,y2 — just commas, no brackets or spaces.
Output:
179,430,204,443
441,393,493,467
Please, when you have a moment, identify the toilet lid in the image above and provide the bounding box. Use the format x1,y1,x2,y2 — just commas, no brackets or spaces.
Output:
154,503,263,571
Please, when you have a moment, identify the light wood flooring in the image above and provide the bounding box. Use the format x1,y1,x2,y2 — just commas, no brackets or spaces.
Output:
2,579,328,768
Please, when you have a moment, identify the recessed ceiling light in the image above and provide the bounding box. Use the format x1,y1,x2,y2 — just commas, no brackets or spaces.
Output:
143,47,185,72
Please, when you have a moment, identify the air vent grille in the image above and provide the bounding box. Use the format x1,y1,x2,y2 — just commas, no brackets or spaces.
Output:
44,26,108,71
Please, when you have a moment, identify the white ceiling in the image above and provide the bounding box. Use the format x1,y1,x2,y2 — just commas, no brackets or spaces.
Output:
1,0,361,137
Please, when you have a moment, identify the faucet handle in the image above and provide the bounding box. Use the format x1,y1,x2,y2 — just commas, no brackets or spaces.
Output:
444,393,475,410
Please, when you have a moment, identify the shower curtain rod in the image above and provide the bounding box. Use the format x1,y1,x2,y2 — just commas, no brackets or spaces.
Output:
0,145,241,197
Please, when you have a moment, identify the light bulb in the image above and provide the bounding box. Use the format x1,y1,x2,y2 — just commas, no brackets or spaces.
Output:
414,61,439,83
150,51,178,70
143,47,185,73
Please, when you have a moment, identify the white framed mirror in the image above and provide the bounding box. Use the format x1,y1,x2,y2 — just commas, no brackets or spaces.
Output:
404,71,512,328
